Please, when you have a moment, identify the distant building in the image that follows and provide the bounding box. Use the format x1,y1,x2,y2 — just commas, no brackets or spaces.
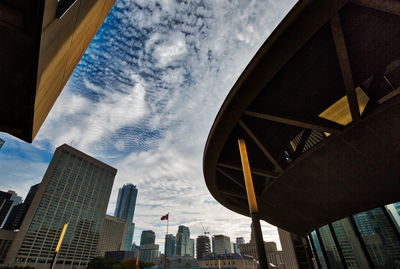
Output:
140,243,160,264
0,229,17,263
213,235,232,254
0,190,22,228
104,251,135,261
0,192,13,226
140,230,156,245
165,234,176,257
236,237,245,254
189,238,195,257
240,240,285,268
114,184,138,251
176,225,191,256
97,215,128,257
196,235,210,259
198,253,257,269
4,144,116,269
159,255,198,268
3,184,39,231
131,243,140,258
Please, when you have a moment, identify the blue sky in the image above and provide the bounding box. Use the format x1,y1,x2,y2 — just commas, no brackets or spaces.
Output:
0,0,296,251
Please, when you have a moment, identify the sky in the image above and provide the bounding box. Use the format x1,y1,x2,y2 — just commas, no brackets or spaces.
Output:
0,0,296,252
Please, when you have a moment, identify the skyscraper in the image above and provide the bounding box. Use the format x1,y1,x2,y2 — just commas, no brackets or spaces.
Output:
140,230,156,246
189,239,195,257
213,235,232,254
3,184,39,231
4,144,116,268
175,225,191,256
236,237,245,254
140,230,159,263
196,235,210,259
165,234,176,256
114,184,138,250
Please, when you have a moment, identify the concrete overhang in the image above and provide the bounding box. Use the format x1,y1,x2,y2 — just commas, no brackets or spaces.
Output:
203,0,400,235
0,0,116,142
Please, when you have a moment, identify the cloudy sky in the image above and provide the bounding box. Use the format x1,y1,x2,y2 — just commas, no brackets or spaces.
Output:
0,0,296,252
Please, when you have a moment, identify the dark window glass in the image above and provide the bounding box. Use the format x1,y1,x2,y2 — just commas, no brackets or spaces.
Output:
318,225,344,269
331,218,371,268
385,202,400,234
310,231,328,269
353,208,400,268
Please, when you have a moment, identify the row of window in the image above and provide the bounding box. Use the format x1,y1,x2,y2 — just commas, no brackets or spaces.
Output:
309,202,400,269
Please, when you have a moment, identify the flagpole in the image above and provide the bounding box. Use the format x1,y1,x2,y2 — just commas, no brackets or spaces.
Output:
164,213,169,269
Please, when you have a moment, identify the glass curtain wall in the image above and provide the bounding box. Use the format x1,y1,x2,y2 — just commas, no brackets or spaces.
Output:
309,202,400,269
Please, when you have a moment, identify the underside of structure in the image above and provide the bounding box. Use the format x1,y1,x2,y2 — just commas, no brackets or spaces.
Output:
203,0,400,235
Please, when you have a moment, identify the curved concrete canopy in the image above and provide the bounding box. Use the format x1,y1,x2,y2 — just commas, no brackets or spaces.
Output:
203,0,400,235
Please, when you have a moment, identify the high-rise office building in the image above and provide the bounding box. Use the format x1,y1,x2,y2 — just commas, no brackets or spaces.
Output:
165,234,176,257
97,215,128,257
140,244,159,264
114,184,138,251
189,238,195,257
213,235,232,254
139,230,158,263
140,230,156,246
4,144,117,269
196,235,210,259
0,191,22,228
236,237,245,254
176,226,191,256
3,184,39,231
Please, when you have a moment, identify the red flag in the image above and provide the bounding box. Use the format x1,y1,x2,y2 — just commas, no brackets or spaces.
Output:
161,214,169,220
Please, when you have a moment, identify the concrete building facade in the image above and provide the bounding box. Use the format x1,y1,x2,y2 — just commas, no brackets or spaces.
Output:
196,235,211,259
198,253,257,269
97,215,128,257
4,144,116,268
0,0,117,142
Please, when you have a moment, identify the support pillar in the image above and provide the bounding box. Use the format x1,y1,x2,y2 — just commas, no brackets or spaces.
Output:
238,139,269,269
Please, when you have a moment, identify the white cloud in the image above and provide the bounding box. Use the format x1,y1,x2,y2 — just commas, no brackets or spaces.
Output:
2,0,297,253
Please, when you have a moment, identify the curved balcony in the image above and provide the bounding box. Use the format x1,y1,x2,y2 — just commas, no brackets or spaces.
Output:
203,0,400,235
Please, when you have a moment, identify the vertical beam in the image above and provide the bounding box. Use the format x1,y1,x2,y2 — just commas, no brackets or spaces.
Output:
238,120,283,172
308,234,322,269
238,139,269,269
330,15,361,123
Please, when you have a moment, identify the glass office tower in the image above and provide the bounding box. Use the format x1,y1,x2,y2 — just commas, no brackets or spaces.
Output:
114,184,138,250
5,144,116,269
309,203,400,269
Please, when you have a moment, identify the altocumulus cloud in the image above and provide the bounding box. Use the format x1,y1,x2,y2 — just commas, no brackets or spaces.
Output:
1,0,296,251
